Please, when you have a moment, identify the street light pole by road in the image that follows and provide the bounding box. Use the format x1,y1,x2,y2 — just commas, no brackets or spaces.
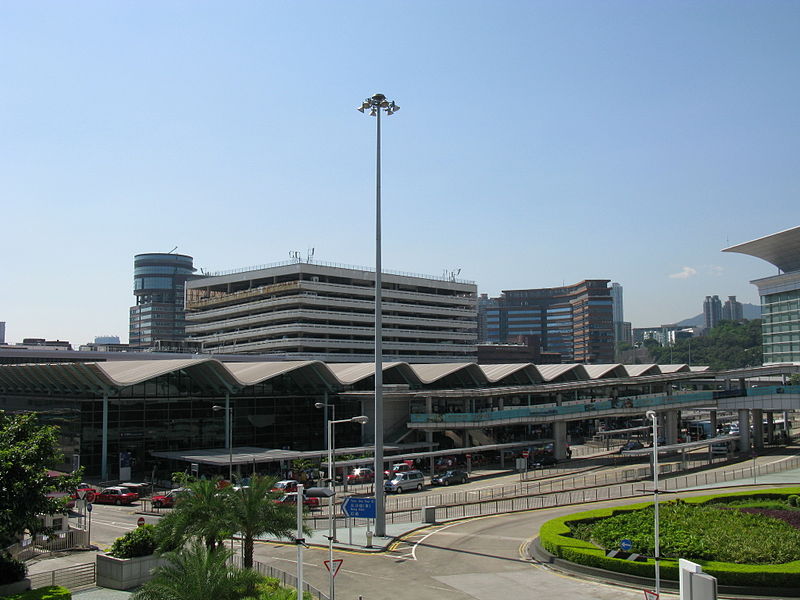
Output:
646,410,661,598
357,92,398,538
322,415,369,600
212,398,233,481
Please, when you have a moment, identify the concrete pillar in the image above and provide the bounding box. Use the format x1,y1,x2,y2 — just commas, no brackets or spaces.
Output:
752,408,764,449
553,421,568,460
709,410,718,436
665,410,679,445
498,397,504,410
101,392,109,482
738,409,751,453
766,412,775,444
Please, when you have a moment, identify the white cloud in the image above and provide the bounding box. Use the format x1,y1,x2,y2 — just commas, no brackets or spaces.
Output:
669,266,697,279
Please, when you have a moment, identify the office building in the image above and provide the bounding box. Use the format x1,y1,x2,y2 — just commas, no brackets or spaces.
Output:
703,295,722,330
479,280,614,363
722,295,744,322
724,226,800,364
129,253,198,350
0,322,4,345
185,260,478,362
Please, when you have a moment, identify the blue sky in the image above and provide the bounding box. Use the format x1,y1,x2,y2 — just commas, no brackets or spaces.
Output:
2,1,798,345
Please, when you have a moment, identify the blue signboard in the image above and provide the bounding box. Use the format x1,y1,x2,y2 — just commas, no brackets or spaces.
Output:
342,497,376,519
620,538,632,551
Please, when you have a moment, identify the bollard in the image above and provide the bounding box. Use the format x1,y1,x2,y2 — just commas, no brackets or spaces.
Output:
366,530,373,548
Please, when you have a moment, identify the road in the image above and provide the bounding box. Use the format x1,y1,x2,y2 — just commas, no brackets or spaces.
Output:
253,501,673,600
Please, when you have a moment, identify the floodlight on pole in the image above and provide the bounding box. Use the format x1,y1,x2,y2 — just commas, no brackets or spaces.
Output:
357,92,398,538
646,409,661,598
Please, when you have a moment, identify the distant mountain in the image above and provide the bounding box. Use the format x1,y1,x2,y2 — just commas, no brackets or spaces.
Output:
675,303,761,327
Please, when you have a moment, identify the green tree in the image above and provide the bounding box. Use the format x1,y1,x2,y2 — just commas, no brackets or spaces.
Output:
154,479,232,552
131,541,263,600
0,412,81,547
227,475,297,569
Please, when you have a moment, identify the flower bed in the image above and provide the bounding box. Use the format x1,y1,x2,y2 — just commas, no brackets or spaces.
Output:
538,487,800,588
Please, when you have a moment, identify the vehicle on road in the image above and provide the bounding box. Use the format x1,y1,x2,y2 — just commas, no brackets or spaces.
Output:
271,480,299,493
530,454,558,468
347,466,375,484
151,488,188,508
618,441,644,453
93,486,139,505
274,492,320,508
431,470,468,486
384,470,424,494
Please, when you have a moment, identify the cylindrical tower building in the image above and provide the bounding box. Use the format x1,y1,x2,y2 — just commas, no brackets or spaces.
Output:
129,253,196,350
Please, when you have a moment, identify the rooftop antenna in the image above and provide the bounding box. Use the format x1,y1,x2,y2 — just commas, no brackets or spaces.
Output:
307,247,315,262
289,250,301,262
168,246,178,254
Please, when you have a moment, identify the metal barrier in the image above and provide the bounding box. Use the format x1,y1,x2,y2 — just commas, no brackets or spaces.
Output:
6,529,89,562
230,556,329,600
28,562,96,590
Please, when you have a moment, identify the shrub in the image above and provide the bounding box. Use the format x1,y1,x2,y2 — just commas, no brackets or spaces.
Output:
789,495,799,507
539,487,800,588
0,553,27,584
107,524,157,558
3,586,71,599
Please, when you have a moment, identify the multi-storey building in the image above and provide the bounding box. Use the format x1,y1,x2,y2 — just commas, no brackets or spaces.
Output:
724,226,800,365
129,253,198,350
184,260,477,362
479,280,614,363
722,295,744,321
703,295,722,330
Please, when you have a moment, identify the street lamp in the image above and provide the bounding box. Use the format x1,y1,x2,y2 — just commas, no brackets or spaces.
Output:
322,414,369,600
212,403,233,482
646,410,661,598
357,92,398,538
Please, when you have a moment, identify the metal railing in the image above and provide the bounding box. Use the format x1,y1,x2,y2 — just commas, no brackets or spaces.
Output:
6,528,89,562
28,562,96,590
230,556,328,600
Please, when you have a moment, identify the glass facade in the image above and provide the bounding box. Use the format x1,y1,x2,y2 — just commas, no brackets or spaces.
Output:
762,290,800,364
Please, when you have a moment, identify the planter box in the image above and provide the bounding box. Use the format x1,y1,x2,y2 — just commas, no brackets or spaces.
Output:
96,553,166,590
0,578,31,595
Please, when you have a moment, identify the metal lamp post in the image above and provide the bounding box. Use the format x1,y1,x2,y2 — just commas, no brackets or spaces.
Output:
646,410,661,598
357,92,398,538
212,402,233,481
323,415,369,600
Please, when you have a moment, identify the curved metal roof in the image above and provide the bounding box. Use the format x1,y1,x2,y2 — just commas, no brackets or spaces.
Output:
723,226,800,273
0,358,711,396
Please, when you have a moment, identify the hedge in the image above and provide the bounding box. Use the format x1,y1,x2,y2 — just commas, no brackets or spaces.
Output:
539,486,800,588
1,586,72,600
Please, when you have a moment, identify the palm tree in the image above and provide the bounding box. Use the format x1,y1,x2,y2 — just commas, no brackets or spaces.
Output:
131,541,262,600
154,478,232,552
227,474,297,569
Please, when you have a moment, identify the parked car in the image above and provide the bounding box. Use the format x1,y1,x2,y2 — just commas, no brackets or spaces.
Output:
271,480,299,493
530,454,558,468
384,462,414,478
347,466,375,484
151,488,188,508
431,470,468,486
384,470,425,494
93,486,139,505
274,492,320,508
618,441,644,453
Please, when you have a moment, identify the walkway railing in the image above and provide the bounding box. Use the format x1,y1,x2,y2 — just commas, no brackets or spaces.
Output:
6,529,89,562
230,556,329,600
28,563,96,591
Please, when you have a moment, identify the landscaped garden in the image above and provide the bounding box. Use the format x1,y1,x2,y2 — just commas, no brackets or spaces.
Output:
538,487,800,589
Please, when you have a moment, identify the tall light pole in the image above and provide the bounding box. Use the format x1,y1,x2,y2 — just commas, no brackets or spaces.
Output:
646,410,661,598
212,399,233,482
323,415,369,600
357,92,398,538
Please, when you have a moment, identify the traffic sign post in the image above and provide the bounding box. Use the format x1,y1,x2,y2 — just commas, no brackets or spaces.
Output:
137,517,145,527
341,497,376,519
324,559,344,578
620,539,633,552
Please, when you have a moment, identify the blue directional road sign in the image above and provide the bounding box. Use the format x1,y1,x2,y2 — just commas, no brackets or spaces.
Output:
342,497,376,519
620,538,632,551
